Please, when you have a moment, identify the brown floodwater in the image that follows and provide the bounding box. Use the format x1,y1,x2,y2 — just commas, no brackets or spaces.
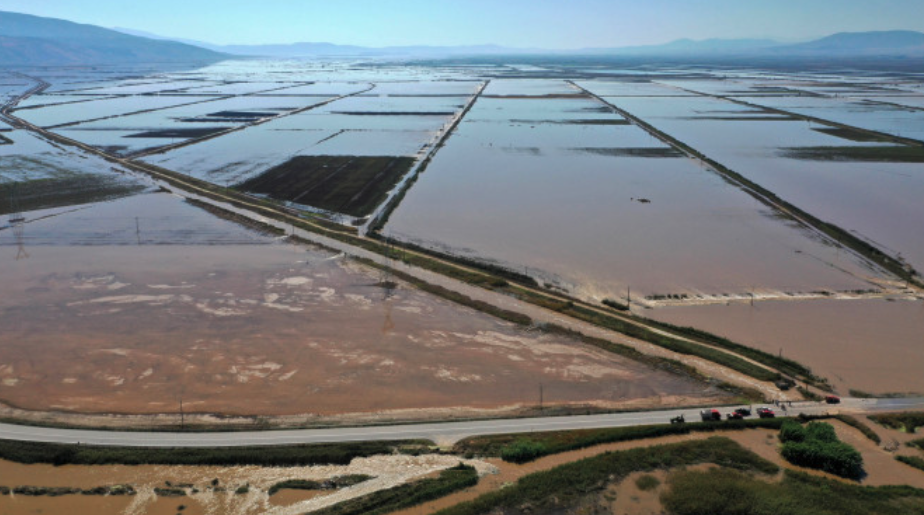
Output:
646,296,924,393
0,453,497,515
0,234,714,420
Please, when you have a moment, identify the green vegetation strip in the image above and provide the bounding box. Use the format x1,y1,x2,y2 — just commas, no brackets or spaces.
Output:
811,126,894,142
0,439,425,467
435,438,779,515
639,318,823,385
0,484,135,497
898,455,924,473
834,414,882,444
781,145,924,163
870,412,924,433
456,418,787,463
552,303,781,382
268,475,372,495
312,463,477,515
779,420,864,479
909,439,924,451
663,468,924,515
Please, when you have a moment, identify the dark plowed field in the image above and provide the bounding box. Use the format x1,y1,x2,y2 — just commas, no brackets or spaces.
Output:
236,155,415,217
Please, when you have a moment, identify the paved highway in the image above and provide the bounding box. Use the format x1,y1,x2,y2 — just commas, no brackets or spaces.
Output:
1,398,921,448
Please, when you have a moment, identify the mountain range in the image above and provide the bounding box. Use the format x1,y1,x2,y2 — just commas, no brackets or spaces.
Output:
1,10,923,66
0,11,225,65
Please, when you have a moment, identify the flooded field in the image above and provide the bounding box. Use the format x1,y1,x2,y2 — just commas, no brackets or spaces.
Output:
647,296,924,394
0,193,718,420
2,59,923,422
385,78,888,301
606,87,924,272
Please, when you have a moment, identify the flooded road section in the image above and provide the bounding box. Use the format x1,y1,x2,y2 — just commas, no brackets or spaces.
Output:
0,194,716,421
385,79,886,302
647,296,924,394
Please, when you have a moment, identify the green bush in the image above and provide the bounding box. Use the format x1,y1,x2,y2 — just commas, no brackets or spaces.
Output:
806,421,839,443
781,441,864,480
779,420,808,443
635,474,661,491
779,421,864,480
500,440,548,464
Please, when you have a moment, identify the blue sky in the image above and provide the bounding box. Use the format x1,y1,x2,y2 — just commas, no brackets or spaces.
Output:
3,0,923,48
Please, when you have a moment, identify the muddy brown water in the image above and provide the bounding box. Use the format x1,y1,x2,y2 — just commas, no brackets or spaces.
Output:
0,236,713,419
647,297,924,393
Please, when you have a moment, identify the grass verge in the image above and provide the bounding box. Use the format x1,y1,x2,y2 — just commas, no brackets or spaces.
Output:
456,418,787,463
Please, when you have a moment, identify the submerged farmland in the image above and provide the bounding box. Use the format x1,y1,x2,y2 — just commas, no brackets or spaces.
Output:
384,78,888,301
1,59,923,416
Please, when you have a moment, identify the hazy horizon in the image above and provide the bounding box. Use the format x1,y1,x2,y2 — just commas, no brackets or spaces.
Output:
4,0,924,49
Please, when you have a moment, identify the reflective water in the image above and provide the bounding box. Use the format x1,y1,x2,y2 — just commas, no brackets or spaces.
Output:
385,80,884,300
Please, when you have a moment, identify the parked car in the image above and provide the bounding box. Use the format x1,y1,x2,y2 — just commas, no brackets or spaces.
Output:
700,409,722,421
726,412,745,420
734,407,752,417
756,407,776,418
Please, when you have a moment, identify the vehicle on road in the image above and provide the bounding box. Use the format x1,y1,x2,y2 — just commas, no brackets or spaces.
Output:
700,409,722,421
825,395,841,404
734,407,752,417
756,407,776,418
670,415,685,424
726,412,745,420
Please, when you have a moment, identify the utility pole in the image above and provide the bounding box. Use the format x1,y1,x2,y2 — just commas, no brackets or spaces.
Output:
135,217,141,245
539,383,544,410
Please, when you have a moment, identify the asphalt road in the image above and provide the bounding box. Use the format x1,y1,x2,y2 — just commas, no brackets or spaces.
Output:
1,397,921,448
